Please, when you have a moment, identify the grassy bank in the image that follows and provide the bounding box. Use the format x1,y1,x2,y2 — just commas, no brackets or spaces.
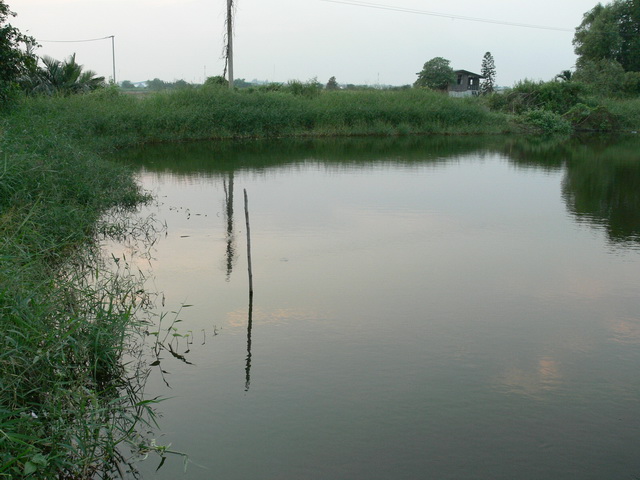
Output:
0,98,156,478
13,86,513,150
14,85,640,150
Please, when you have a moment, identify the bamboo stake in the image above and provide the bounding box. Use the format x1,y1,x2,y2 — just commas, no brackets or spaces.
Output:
244,188,253,391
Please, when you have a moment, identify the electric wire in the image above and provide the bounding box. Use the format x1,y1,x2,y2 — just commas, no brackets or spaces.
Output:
37,36,113,43
320,0,573,32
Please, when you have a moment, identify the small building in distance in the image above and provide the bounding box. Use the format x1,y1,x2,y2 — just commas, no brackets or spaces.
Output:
449,70,484,97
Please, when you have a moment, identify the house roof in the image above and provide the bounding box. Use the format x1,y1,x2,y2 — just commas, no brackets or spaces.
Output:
454,69,484,78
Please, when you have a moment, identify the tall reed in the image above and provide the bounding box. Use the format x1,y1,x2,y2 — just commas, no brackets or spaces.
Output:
10,86,513,153
1,96,163,478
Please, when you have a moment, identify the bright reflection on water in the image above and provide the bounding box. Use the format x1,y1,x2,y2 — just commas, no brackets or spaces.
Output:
111,135,640,479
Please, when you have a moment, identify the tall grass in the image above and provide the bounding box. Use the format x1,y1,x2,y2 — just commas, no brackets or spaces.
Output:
12,86,513,151
0,97,163,478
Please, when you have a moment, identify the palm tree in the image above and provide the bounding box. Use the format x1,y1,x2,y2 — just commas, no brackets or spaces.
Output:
23,53,105,95
555,70,573,82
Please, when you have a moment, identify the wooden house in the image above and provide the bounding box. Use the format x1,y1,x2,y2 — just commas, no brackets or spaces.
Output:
449,70,484,97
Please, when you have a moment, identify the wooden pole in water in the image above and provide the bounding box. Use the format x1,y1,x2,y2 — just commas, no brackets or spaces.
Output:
244,188,253,391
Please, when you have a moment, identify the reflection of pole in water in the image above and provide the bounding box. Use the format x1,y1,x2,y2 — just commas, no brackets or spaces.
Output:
245,290,253,391
244,188,254,391
223,173,235,281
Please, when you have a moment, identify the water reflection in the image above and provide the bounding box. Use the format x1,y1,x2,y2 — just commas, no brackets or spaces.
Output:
109,134,640,479
498,356,563,399
223,173,236,281
115,134,640,246
608,316,640,345
245,292,253,391
562,136,640,245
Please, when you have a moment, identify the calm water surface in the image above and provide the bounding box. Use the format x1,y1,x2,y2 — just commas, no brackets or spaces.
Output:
111,136,640,479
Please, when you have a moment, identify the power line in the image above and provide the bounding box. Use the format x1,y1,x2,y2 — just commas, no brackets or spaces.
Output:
37,36,113,43
320,0,573,32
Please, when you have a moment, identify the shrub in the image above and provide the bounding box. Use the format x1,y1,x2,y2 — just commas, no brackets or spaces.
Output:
516,109,572,134
490,80,588,115
284,78,323,97
563,103,619,131
623,71,640,96
204,75,229,88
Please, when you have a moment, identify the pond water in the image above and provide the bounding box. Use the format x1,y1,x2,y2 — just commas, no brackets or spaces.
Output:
111,135,640,480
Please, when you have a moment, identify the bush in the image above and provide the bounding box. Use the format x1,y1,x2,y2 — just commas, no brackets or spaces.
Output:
284,78,323,97
601,97,640,131
563,103,619,131
516,109,572,134
623,71,640,96
489,80,588,115
204,75,229,88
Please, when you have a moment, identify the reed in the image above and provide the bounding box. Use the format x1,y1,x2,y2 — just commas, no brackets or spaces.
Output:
0,96,167,478
7,86,513,152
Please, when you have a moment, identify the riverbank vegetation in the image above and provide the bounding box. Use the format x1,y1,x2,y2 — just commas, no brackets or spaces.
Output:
0,93,167,477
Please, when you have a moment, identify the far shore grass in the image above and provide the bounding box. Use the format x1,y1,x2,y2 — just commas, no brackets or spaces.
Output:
1,85,639,478
13,86,515,152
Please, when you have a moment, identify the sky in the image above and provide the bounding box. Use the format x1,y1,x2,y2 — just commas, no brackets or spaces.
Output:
9,0,601,87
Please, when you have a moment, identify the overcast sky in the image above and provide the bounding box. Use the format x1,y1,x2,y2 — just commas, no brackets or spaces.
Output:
9,0,600,87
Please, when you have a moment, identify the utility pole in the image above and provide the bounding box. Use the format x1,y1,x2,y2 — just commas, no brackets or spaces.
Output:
110,35,116,84
226,0,234,89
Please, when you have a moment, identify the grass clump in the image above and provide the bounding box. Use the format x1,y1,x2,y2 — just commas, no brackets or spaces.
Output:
0,98,165,478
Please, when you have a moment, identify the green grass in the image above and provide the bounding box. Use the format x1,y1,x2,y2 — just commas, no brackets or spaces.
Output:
0,95,160,478
11,86,514,151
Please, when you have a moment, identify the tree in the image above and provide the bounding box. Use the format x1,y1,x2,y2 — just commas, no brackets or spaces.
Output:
233,78,252,88
26,54,105,95
555,70,573,82
573,0,640,72
414,57,455,91
480,52,496,94
146,78,167,91
205,75,229,88
326,76,339,90
572,58,626,96
0,0,36,105
173,79,191,90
